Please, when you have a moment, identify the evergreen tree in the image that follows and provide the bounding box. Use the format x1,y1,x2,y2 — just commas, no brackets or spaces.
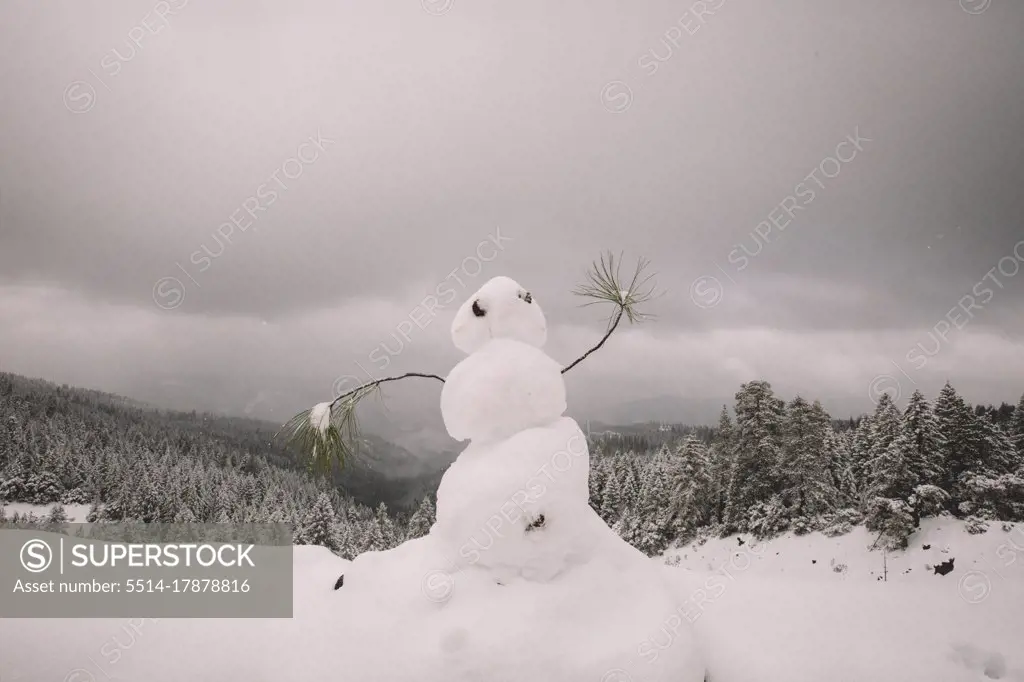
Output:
934,382,986,507
823,429,857,507
588,457,608,513
867,424,917,502
612,506,642,548
599,473,623,524
407,496,436,539
673,435,713,528
849,416,874,495
902,389,943,486
1012,393,1024,460
724,381,785,532
47,503,69,525
779,397,836,528
622,463,641,509
174,505,197,523
708,406,735,524
715,404,734,447
296,493,340,552
360,517,387,553
868,394,903,466
865,497,915,550
976,417,1018,477
375,502,401,549
85,500,102,523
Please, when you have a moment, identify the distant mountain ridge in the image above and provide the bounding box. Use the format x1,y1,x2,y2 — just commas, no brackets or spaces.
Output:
0,371,453,510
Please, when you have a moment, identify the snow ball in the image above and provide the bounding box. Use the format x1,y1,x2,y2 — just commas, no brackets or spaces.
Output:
451,276,547,354
441,338,565,443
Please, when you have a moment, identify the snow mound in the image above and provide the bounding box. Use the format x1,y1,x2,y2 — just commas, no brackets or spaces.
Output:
2,534,1023,681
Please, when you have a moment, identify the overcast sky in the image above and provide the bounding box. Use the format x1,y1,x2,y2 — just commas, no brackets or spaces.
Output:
1,0,1022,431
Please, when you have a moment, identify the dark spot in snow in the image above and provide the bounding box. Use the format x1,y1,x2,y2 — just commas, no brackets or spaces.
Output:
472,299,486,317
923,544,931,550
812,560,817,564
525,514,545,532
737,537,746,546
775,552,779,555
933,558,955,576
518,290,532,304
333,574,345,590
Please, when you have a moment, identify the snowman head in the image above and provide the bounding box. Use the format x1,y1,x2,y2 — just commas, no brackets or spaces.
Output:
451,276,547,354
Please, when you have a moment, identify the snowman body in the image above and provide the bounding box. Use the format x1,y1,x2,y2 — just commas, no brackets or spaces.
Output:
336,275,705,682
436,336,631,582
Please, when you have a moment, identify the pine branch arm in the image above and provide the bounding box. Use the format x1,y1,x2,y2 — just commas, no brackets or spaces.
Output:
562,307,624,375
329,372,445,410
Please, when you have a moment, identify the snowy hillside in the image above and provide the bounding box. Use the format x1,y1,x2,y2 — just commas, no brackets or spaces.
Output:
2,519,1022,682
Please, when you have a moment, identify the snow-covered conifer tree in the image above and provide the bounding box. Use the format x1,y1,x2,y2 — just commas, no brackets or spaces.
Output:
673,435,713,529
296,492,340,552
407,496,436,539
780,396,837,529
599,473,623,524
902,389,944,487
1012,393,1024,460
724,381,785,532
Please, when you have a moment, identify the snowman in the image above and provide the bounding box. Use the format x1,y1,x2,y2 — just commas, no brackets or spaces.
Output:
335,276,706,682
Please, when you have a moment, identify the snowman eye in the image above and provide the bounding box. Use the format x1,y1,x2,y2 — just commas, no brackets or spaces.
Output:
472,300,486,317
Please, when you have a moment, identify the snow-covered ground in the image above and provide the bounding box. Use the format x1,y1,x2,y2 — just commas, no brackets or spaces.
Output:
1,502,91,522
667,517,1023,585
668,519,1024,682
1,518,1021,682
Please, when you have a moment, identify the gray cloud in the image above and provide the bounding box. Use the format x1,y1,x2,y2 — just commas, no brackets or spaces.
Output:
1,0,1022,430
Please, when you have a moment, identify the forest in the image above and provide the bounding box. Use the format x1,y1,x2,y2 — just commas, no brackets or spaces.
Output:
2,372,1022,556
